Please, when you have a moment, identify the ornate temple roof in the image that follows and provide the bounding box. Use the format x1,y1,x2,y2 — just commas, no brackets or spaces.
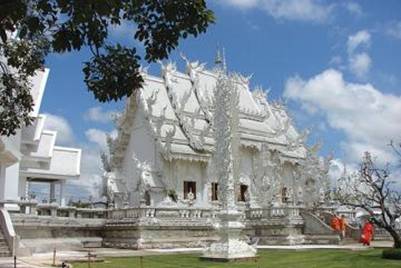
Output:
111,57,308,165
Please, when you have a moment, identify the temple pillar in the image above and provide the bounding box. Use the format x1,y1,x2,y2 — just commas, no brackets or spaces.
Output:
17,177,27,200
203,182,211,205
59,180,65,206
0,164,5,201
25,179,30,199
49,182,56,203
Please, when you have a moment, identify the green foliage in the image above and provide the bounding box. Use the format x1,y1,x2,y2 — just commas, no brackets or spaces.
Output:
0,72,34,136
0,0,214,136
382,249,401,260
83,44,143,102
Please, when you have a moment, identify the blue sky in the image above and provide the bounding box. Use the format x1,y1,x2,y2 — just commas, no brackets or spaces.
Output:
38,0,401,199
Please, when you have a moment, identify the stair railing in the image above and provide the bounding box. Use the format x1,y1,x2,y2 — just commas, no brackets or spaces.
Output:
0,208,18,256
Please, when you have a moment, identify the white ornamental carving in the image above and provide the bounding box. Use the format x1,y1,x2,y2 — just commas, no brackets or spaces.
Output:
202,68,257,260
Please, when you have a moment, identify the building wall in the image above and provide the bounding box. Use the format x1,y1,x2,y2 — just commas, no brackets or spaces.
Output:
0,134,21,203
3,162,20,201
118,106,158,206
162,159,208,207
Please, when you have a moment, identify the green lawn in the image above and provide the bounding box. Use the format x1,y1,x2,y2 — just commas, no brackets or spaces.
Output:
72,249,401,268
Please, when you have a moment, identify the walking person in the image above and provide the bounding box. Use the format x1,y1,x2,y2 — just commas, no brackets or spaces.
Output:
339,215,347,239
360,218,374,246
330,214,341,234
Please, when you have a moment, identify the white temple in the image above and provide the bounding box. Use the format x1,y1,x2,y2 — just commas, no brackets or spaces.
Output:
0,69,81,209
105,55,331,211
0,53,361,257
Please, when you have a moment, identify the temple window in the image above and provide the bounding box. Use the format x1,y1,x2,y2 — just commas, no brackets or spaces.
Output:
238,184,248,202
282,187,288,203
183,181,196,199
211,183,218,201
144,191,151,206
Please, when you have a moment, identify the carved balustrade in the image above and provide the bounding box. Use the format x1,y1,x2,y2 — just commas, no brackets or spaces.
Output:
246,206,302,220
107,207,218,220
0,199,304,224
0,200,108,220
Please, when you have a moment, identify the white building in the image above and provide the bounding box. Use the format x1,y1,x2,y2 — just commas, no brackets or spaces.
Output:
105,56,331,210
0,69,81,209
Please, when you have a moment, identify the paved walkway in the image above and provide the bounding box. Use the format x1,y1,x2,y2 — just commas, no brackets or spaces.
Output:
0,241,394,268
0,258,48,268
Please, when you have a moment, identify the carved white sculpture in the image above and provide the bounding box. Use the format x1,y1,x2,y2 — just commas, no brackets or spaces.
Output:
105,53,331,217
202,68,257,260
297,185,304,205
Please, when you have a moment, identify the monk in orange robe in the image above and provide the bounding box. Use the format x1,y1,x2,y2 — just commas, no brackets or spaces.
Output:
339,215,347,239
360,219,374,246
330,215,341,232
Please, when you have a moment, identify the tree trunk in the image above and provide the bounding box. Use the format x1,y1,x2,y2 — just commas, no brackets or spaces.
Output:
386,227,401,248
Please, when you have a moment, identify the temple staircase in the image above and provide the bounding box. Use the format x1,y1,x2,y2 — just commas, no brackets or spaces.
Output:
317,210,361,244
0,228,11,257
300,210,341,245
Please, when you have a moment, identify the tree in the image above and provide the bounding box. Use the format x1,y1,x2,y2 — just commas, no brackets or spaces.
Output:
0,0,214,136
335,142,401,248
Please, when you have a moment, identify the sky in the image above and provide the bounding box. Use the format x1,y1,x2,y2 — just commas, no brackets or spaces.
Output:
37,0,401,200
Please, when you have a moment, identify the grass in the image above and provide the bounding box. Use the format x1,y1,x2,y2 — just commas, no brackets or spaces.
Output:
72,249,401,268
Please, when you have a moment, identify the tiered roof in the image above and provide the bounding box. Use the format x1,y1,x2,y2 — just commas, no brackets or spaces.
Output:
111,58,308,165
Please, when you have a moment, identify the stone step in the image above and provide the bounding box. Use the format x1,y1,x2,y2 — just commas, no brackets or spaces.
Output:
0,225,10,257
0,251,11,258
303,235,340,245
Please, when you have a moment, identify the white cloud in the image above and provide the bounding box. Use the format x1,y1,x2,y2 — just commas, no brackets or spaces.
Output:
74,145,104,199
85,129,108,150
329,55,342,66
328,158,358,185
81,128,117,198
284,69,401,164
220,0,334,23
41,113,110,199
349,52,371,79
85,128,117,150
43,113,75,145
84,106,116,124
346,30,371,78
386,21,401,40
222,0,259,9
343,2,363,17
347,30,370,54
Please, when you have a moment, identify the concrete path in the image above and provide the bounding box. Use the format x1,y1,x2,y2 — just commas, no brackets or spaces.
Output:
0,257,49,268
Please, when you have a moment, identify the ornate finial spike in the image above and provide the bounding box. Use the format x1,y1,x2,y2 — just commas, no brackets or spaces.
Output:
222,47,227,71
215,45,223,66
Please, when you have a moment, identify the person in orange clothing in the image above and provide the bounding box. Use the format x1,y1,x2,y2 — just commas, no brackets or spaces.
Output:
339,215,347,239
330,214,341,233
360,218,374,246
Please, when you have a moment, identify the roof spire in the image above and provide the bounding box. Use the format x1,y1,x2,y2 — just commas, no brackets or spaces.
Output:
215,45,222,65
215,45,227,72
222,47,227,71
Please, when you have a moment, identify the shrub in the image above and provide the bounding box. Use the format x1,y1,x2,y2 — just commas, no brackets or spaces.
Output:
382,248,401,260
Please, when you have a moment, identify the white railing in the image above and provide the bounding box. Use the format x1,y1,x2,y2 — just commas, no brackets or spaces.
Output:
108,207,218,220
0,200,107,219
246,206,302,219
0,199,303,223
0,208,18,256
